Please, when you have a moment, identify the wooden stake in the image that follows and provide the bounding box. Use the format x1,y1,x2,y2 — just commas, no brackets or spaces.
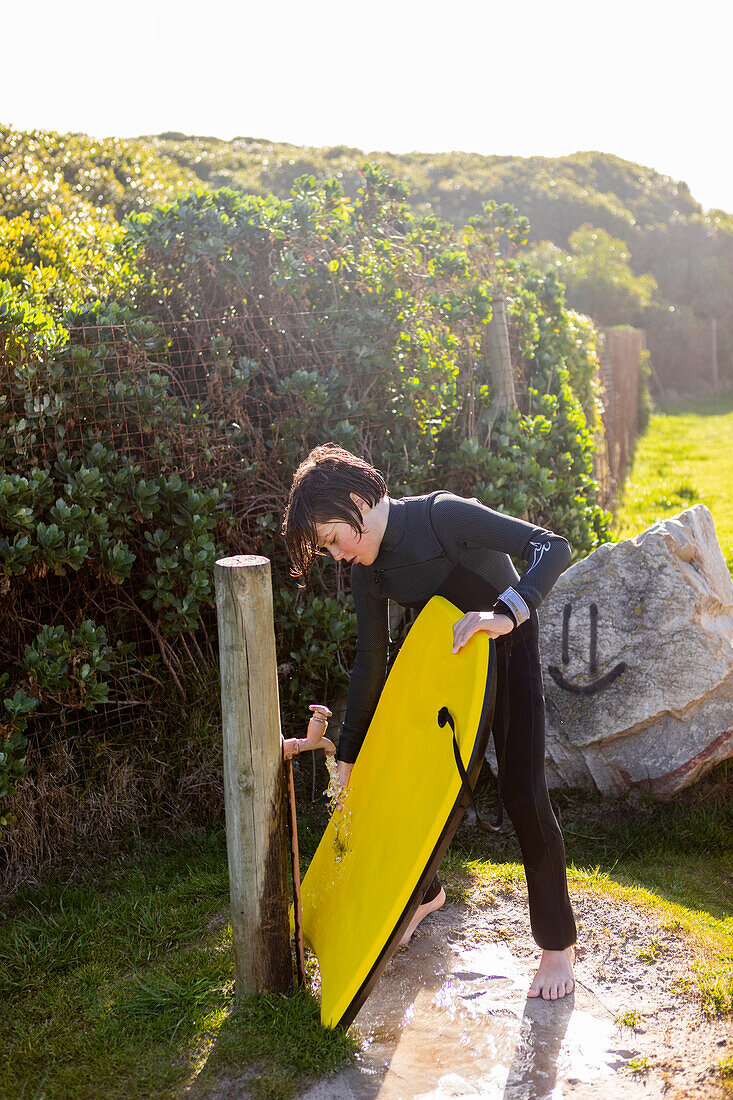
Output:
711,316,719,394
285,757,306,987
214,555,291,996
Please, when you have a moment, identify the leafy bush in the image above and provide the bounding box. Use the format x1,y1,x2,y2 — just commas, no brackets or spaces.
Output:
1,163,611,874
522,225,658,328
0,280,232,838
6,122,733,393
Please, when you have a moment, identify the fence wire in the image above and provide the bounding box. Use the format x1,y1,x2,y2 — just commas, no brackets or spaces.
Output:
2,310,642,747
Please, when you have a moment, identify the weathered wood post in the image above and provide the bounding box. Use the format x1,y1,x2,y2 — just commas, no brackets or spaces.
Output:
711,316,719,394
484,294,517,442
214,555,291,995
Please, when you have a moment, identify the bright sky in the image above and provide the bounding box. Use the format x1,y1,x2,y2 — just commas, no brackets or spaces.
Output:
4,0,731,214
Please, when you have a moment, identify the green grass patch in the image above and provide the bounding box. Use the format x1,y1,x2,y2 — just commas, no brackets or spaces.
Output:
1,826,357,1100
193,989,359,1099
612,388,733,570
616,1009,642,1030
622,1054,650,1075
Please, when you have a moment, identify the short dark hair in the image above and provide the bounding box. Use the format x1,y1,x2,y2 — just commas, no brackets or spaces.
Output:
282,443,388,586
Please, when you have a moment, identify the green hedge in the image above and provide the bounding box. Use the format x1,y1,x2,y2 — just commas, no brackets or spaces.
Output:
0,166,610,863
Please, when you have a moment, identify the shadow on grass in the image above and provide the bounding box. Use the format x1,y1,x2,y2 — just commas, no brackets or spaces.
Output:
174,984,359,1100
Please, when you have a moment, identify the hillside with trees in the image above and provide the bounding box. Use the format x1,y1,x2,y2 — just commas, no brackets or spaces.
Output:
143,133,733,395
3,123,730,395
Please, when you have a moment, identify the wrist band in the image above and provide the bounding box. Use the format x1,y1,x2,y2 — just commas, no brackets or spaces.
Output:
493,599,517,627
496,587,530,626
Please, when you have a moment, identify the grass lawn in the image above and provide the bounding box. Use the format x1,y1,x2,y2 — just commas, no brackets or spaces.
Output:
612,388,733,571
1,823,359,1100
2,765,732,1100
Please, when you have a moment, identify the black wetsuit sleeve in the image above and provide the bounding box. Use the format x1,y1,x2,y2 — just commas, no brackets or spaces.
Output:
429,494,571,613
336,565,389,765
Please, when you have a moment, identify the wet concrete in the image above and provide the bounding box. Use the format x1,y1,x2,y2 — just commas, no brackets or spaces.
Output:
298,908,653,1100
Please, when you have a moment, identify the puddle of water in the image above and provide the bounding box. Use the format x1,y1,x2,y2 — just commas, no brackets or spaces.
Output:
357,940,621,1098
299,925,644,1099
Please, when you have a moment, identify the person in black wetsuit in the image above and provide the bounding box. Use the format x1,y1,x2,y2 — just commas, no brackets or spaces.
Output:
283,443,577,1000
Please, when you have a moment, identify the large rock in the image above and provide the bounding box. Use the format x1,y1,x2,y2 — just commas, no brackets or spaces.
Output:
537,504,733,795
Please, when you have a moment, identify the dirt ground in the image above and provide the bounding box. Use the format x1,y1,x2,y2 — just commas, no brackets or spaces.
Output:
199,883,731,1099
295,884,732,1099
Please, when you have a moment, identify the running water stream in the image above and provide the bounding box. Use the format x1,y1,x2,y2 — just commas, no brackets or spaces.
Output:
324,755,352,863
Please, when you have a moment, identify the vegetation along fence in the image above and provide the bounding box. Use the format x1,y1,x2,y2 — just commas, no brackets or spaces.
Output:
0,177,645,888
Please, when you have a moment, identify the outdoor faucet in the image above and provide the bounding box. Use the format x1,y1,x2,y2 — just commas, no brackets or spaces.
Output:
282,704,335,758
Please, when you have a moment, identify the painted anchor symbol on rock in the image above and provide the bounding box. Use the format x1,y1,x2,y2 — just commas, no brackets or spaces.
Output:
547,602,627,694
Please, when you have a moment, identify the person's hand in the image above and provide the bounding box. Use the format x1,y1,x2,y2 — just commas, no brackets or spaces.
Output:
452,611,514,654
334,759,353,812
337,760,353,789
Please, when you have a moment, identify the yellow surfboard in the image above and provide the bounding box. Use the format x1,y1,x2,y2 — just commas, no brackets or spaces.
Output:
299,595,496,1029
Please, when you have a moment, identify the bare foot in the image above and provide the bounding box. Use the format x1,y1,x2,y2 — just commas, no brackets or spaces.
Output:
400,887,446,946
527,945,576,1000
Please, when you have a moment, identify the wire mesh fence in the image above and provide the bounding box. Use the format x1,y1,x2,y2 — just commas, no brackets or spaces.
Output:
2,309,645,739
1,305,646,885
3,305,478,776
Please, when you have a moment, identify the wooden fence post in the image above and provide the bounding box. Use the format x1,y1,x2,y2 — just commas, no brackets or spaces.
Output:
484,295,517,442
214,555,291,996
711,317,719,394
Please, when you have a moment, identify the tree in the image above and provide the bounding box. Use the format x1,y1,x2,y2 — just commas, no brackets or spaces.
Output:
524,225,658,327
